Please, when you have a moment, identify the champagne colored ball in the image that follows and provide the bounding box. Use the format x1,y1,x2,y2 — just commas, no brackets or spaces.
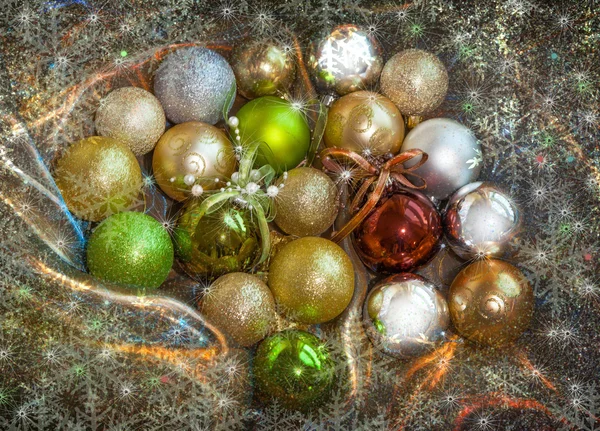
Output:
448,259,534,347
324,91,405,157
201,273,277,346
274,167,338,237
174,200,260,281
268,237,354,324
152,122,236,201
380,49,448,116
236,96,310,174
54,136,143,222
87,212,174,290
364,273,449,358
231,39,296,99
95,87,166,155
308,24,384,96
154,47,236,125
254,330,335,409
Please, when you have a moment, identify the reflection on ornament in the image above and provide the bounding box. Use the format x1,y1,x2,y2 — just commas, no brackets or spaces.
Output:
152,122,236,201
308,24,384,96
87,212,174,290
400,118,482,201
380,49,448,116
444,182,521,259
324,90,405,157
54,136,143,222
95,86,166,155
448,259,534,347
364,273,449,358
231,39,296,99
201,272,277,346
254,330,335,409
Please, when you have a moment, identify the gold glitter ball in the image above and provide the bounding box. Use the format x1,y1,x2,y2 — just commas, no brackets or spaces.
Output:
95,87,166,156
268,237,355,324
54,136,143,222
201,272,277,346
380,49,448,116
274,167,339,237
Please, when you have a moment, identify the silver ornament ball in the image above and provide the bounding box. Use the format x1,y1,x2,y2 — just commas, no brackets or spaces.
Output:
308,24,384,96
154,47,236,125
444,182,521,260
401,118,482,201
364,273,449,358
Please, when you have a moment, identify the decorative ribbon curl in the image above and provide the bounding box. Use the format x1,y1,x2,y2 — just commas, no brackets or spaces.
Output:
320,148,429,243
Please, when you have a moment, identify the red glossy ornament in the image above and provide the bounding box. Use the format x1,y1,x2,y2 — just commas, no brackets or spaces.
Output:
353,189,442,273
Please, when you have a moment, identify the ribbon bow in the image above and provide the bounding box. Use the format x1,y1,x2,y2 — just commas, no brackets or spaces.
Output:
320,148,429,243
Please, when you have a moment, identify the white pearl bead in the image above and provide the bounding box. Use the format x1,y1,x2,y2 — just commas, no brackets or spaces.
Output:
183,174,196,186
191,185,204,196
228,116,239,128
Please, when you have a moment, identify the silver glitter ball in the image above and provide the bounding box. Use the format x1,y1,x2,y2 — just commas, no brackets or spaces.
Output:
364,273,449,358
308,24,384,96
154,47,236,125
401,118,482,201
444,182,521,260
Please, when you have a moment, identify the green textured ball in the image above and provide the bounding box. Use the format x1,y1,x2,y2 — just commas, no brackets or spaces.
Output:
254,330,335,409
236,96,311,174
87,212,174,290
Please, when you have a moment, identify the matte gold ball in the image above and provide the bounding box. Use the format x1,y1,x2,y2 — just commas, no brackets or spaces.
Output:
268,237,354,324
274,167,338,237
324,90,405,156
152,122,236,201
95,87,166,155
448,259,534,347
231,39,296,99
201,272,277,346
54,136,143,222
380,49,448,116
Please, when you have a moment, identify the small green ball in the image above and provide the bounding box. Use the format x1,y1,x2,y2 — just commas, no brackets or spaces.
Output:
87,212,174,290
236,96,311,174
254,330,335,409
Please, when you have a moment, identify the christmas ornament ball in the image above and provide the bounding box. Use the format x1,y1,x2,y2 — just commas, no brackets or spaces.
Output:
87,211,174,290
324,90,405,157
400,118,482,201
308,24,383,96
95,86,166,155
448,259,534,347
236,96,310,174
274,167,338,237
380,49,448,116
154,47,236,125
354,189,442,273
231,39,296,99
364,273,449,358
444,182,521,259
268,236,354,324
54,136,143,222
152,122,236,201
254,330,335,409
201,273,277,346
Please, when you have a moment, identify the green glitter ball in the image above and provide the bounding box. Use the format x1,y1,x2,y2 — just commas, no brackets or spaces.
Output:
254,330,335,410
87,211,174,290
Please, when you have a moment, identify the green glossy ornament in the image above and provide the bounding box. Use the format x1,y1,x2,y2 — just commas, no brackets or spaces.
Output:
254,330,335,410
174,200,260,280
235,96,311,174
87,212,174,290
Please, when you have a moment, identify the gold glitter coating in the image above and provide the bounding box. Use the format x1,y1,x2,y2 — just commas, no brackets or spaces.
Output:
448,259,534,347
324,91,405,156
201,272,277,347
268,237,355,324
274,167,339,237
54,136,143,222
152,122,236,201
380,49,448,116
95,87,166,156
